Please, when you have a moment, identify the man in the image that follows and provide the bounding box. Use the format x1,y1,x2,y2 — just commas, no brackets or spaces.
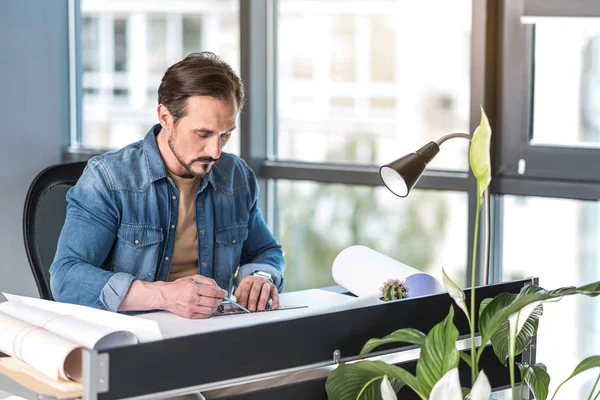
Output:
50,52,285,319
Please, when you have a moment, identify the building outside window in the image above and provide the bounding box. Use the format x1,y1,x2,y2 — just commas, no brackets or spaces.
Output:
78,0,240,152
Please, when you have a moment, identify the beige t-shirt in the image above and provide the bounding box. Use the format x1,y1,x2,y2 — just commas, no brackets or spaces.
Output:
167,172,202,282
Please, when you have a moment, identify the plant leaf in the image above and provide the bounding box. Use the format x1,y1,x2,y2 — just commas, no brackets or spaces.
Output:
443,266,469,320
490,294,543,365
360,328,426,356
479,282,600,357
380,375,398,400
508,301,544,358
389,379,405,396
470,370,492,400
479,293,542,365
459,352,472,368
553,356,600,398
429,368,462,400
518,362,550,400
325,361,424,400
461,387,470,399
567,356,600,379
479,298,492,318
469,107,492,197
416,307,460,397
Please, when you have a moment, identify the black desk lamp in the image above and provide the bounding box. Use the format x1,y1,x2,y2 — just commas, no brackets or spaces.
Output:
379,133,491,285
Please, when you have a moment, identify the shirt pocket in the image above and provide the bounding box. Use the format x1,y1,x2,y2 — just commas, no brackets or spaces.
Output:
214,224,249,283
112,224,164,281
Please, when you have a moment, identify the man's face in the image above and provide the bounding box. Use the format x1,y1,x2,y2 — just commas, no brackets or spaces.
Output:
162,96,237,178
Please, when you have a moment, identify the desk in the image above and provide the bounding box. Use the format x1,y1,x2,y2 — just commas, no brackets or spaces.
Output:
0,280,536,400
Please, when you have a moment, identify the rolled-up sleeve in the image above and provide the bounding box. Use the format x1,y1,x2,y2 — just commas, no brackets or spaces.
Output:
49,159,135,311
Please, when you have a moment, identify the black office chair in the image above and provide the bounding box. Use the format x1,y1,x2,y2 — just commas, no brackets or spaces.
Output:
23,162,87,300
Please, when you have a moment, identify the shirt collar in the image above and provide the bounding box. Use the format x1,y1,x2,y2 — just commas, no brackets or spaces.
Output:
143,124,217,190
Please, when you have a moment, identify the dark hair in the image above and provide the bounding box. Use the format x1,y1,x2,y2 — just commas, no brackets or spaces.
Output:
158,52,245,124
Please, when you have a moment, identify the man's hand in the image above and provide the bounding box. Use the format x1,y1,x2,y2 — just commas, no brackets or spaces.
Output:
160,275,228,319
234,275,279,311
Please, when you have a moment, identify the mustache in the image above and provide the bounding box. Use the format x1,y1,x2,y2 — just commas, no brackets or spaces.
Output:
191,156,219,163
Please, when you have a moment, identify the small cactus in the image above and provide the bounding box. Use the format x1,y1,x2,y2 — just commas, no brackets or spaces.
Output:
380,278,408,301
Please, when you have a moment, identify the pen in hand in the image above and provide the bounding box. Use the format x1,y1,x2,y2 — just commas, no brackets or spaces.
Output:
193,279,251,313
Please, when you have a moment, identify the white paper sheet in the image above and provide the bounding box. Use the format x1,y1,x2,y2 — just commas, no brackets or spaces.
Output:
137,289,378,339
0,302,137,350
332,245,444,298
2,293,163,343
0,312,83,382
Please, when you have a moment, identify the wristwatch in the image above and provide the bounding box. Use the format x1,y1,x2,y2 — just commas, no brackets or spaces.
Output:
251,270,274,284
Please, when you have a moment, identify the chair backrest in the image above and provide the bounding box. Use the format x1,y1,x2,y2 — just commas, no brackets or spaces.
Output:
23,162,87,300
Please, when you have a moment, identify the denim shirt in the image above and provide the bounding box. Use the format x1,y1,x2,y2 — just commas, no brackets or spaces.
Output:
50,125,285,312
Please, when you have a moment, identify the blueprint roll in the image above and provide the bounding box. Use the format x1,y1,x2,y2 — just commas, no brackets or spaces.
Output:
332,245,444,298
0,312,83,382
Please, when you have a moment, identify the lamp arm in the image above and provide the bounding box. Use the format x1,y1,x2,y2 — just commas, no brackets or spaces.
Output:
435,132,472,146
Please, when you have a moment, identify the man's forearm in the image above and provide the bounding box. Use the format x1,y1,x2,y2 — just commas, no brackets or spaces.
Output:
118,280,169,312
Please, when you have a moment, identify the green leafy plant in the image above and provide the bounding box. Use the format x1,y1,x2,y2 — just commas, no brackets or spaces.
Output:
325,108,600,400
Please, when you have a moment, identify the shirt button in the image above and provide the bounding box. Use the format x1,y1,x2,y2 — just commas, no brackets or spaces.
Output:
196,202,201,206
134,239,140,245
171,225,175,229
165,256,169,261
201,262,207,267
172,195,177,200
232,239,236,244
199,229,205,235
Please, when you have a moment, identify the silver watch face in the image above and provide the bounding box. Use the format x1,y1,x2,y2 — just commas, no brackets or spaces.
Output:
253,271,273,281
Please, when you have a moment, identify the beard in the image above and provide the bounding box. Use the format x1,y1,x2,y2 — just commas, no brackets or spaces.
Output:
168,129,218,178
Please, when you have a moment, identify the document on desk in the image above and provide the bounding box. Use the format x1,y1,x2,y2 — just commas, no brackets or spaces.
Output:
2,293,162,343
138,289,379,339
0,293,163,383
0,311,83,382
137,246,443,339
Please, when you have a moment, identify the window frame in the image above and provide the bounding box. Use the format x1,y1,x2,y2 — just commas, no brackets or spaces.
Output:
495,0,600,199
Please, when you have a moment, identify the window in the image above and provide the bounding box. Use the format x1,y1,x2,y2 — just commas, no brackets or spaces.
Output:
81,16,99,72
532,20,600,147
276,0,472,171
113,17,128,72
498,0,600,184
498,196,600,398
182,16,202,56
279,183,468,291
148,16,168,75
77,0,240,154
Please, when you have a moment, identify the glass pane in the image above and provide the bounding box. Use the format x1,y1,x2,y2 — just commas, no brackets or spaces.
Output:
82,16,99,72
80,0,240,154
148,16,168,75
182,16,202,56
113,18,128,72
501,196,600,398
277,0,472,170
278,182,468,292
532,20,600,147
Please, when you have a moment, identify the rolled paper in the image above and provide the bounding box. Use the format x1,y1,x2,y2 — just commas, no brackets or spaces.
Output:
0,312,83,381
332,245,444,298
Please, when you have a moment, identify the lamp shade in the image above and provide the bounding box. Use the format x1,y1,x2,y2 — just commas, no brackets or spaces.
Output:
379,141,440,197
